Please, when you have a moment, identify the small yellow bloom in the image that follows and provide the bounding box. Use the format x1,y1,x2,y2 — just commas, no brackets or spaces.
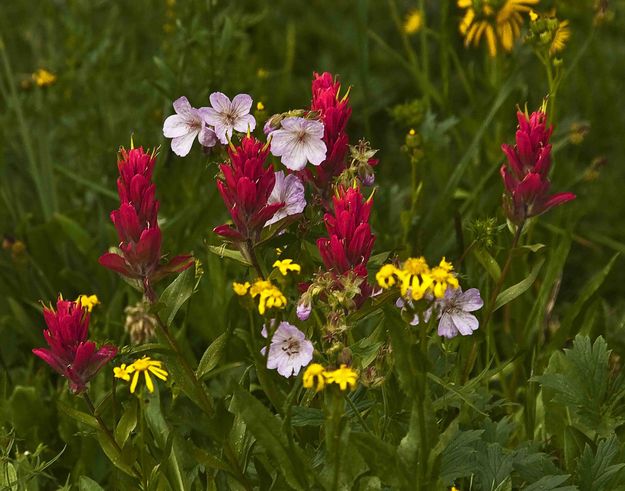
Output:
256,101,265,111
123,356,169,394
409,128,416,136
32,68,56,87
326,364,358,391
250,279,287,315
113,364,132,382
403,9,423,35
257,67,269,79
76,294,100,312
550,19,570,55
273,259,301,276
233,281,251,296
303,363,327,392
451,487,460,491
398,257,433,300
376,264,400,289
429,257,459,298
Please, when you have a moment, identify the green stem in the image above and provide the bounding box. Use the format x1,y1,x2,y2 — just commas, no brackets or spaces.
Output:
138,397,149,490
152,312,213,415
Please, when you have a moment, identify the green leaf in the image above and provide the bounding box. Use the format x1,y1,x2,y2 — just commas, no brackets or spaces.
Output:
290,406,324,427
158,265,196,327
114,401,138,448
56,400,99,430
351,433,406,488
575,435,625,491
229,386,311,490
472,248,501,282
494,257,545,311
79,476,106,491
207,244,251,266
96,430,138,478
439,428,483,483
0,462,17,490
196,332,228,380
524,475,573,491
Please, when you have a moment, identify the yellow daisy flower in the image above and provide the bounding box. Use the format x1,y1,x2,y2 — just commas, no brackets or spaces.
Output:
429,257,460,298
303,363,327,392
272,259,301,276
114,357,169,393
232,281,250,296
32,68,56,87
376,264,400,289
458,0,539,57
325,364,359,391
249,279,287,315
398,257,433,301
76,294,100,312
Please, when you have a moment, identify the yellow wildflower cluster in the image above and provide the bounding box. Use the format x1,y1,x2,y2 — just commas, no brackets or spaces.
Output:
303,363,358,392
113,356,169,394
233,279,287,315
32,68,56,87
527,9,571,56
76,294,100,312
458,0,538,57
376,257,459,300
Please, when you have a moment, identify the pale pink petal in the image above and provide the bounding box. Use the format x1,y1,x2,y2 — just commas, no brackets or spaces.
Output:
231,93,253,117
209,92,231,113
233,113,256,133
455,288,484,312
173,96,193,116
199,126,217,147
171,131,198,157
451,311,479,336
437,313,457,339
199,107,221,127
305,138,327,166
163,114,190,138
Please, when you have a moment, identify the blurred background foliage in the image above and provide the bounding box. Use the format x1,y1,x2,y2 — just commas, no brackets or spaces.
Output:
1,0,624,487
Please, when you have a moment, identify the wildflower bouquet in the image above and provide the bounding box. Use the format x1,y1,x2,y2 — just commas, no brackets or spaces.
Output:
2,1,625,490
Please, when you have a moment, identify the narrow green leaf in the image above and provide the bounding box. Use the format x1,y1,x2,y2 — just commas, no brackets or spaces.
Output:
57,400,99,430
207,245,251,266
114,401,138,448
79,476,106,491
196,332,228,380
494,257,545,311
53,212,94,254
472,248,501,282
158,266,196,327
96,430,137,478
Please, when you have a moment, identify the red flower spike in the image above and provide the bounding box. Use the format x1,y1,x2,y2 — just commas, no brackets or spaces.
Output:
214,136,284,243
33,297,117,394
99,147,193,300
500,110,575,224
302,72,352,195
316,185,375,278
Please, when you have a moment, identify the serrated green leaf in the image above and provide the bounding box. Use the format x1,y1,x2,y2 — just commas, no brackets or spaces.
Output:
494,257,545,311
575,435,625,491
524,474,573,491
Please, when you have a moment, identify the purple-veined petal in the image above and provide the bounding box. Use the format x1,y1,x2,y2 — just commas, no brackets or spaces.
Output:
209,92,231,113
171,131,198,157
163,114,190,138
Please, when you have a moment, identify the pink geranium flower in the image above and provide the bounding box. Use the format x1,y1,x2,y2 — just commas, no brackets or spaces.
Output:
261,322,313,378
269,117,327,171
163,96,217,157
200,92,256,144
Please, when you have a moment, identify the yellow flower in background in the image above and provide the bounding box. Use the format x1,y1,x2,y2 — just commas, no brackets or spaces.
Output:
303,363,327,392
326,364,358,391
233,281,250,296
256,101,265,111
403,9,423,35
376,264,400,289
114,356,169,393
32,68,56,87
458,0,539,57
76,294,99,312
273,259,301,276
526,9,571,56
429,258,460,298
249,279,287,315
550,19,570,54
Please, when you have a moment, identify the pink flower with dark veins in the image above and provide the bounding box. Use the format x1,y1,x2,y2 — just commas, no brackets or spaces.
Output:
200,92,256,144
163,96,217,156
261,322,313,378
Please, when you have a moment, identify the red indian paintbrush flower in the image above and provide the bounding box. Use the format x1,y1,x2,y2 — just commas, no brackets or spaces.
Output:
214,136,284,243
99,147,193,300
303,72,352,193
500,109,576,224
32,297,117,394
317,185,375,277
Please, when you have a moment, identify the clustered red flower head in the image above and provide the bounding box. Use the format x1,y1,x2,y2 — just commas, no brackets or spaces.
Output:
99,147,193,300
500,109,576,224
317,185,375,277
303,72,352,193
32,297,117,394
214,136,284,243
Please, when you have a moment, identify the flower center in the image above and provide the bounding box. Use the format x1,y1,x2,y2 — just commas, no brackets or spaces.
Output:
282,337,300,356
